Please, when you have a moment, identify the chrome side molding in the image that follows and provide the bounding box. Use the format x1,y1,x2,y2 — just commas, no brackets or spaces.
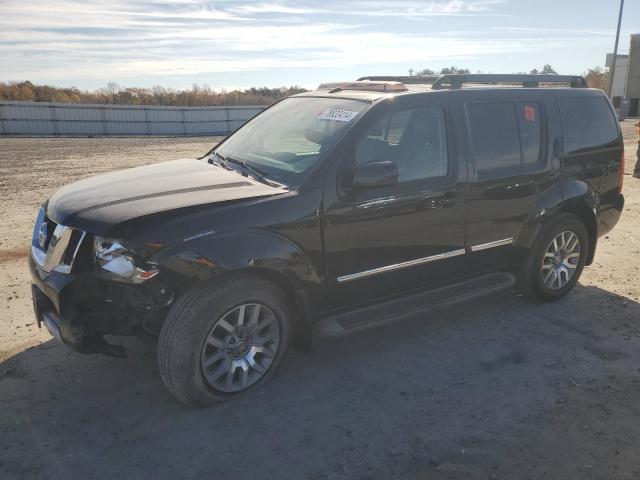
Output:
469,238,513,252
336,237,514,283
336,249,466,283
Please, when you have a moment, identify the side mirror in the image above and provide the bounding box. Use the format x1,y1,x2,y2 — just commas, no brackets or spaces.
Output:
351,161,399,189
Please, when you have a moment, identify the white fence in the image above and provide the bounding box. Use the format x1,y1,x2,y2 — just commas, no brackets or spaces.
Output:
0,101,264,136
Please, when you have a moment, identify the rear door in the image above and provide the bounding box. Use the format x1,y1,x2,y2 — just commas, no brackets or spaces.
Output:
461,90,563,268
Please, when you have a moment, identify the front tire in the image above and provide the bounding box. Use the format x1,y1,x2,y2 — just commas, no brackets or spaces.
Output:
518,213,589,302
158,274,292,406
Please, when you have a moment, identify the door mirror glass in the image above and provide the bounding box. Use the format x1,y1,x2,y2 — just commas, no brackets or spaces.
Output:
351,161,399,189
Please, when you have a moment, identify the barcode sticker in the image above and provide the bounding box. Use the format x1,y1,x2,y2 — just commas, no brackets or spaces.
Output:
317,109,359,122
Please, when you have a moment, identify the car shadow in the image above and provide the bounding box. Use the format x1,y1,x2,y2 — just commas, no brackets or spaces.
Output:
2,284,640,480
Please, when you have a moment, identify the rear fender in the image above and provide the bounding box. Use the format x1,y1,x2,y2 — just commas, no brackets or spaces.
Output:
515,180,598,265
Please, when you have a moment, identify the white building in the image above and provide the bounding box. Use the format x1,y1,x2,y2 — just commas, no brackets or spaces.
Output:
606,53,628,102
607,34,640,117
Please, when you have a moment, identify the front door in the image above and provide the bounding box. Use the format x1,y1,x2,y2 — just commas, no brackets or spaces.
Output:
322,99,467,311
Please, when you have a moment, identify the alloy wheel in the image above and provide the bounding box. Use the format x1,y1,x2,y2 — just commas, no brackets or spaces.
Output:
200,303,280,393
542,230,581,290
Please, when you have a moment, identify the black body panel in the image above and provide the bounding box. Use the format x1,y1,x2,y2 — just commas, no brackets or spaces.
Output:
47,159,286,236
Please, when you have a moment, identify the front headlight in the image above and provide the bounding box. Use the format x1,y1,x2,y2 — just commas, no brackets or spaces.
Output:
94,237,158,283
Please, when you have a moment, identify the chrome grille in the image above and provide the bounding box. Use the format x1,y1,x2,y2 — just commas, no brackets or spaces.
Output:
32,208,86,274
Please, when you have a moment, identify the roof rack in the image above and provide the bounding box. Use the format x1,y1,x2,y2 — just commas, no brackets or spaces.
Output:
357,75,439,84
431,74,588,90
317,81,408,93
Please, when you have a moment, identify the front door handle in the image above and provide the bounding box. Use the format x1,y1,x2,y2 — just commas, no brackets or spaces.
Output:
439,191,458,207
355,197,397,209
419,191,457,209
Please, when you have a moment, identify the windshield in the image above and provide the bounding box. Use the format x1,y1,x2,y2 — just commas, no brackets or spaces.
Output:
214,97,369,187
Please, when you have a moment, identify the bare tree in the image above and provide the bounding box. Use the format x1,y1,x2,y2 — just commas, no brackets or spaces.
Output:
0,81,307,106
541,64,558,75
583,66,609,90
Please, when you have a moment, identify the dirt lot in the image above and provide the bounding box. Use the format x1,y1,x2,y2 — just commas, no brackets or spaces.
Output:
1,124,639,479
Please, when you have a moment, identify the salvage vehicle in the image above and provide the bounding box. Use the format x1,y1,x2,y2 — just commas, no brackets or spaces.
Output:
29,74,625,406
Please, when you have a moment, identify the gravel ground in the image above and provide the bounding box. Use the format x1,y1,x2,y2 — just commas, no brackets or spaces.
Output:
1,123,639,479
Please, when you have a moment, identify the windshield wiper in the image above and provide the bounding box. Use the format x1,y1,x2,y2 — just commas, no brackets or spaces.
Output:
208,151,232,170
226,156,269,177
209,151,283,188
222,155,276,186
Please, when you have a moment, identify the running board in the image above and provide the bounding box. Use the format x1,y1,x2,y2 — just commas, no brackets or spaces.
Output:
313,272,515,337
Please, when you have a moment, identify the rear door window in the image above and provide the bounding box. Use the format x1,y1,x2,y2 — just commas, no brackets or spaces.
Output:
466,101,544,173
467,102,521,171
559,96,619,155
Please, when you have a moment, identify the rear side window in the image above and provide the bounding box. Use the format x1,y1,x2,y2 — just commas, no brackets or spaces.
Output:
467,101,543,173
559,96,619,155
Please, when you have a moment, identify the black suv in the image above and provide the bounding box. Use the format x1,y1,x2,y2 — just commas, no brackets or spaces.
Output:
29,74,625,406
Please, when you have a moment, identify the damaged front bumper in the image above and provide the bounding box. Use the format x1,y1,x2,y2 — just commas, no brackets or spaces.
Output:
29,254,168,357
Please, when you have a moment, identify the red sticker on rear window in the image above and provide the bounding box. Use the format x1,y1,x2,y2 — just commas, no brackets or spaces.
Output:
524,105,536,122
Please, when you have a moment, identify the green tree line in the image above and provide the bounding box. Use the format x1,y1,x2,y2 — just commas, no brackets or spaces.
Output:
0,81,307,106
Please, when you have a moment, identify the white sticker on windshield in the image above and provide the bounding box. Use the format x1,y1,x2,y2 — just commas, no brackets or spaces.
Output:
317,109,359,122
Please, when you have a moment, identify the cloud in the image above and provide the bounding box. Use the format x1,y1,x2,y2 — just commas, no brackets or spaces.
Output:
493,26,615,36
0,0,611,87
230,0,509,17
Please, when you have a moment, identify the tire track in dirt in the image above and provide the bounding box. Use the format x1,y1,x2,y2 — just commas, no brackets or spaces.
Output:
0,247,28,264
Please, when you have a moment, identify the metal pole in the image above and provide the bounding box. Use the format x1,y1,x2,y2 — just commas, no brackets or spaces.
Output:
607,0,624,97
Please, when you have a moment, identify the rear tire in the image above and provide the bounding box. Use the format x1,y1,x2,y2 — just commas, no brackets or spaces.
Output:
158,274,292,406
518,213,588,302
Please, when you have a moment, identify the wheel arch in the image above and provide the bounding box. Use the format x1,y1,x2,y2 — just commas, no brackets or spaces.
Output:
556,202,597,265
224,266,314,352
515,180,598,265
152,229,320,350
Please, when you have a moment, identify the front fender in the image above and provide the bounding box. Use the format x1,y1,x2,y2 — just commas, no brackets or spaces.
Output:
151,228,323,293
150,228,323,351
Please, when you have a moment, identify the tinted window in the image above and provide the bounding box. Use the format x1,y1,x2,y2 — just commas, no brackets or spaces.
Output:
517,102,542,164
468,102,521,171
385,110,412,145
355,106,448,182
559,96,619,155
468,101,544,172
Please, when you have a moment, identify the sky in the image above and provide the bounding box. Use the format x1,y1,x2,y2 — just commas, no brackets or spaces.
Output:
1,0,638,91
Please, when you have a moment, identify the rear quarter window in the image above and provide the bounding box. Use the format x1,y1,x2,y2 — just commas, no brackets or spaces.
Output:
559,96,619,155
